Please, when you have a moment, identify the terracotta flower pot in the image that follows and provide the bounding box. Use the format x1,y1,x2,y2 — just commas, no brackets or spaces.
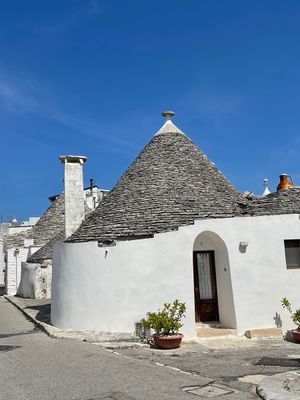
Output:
153,334,183,349
291,329,300,343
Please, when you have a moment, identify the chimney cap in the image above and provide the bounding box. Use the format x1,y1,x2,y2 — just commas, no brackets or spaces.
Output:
59,155,87,164
162,111,175,120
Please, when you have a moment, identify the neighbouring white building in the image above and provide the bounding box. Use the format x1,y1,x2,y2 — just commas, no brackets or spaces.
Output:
51,112,300,339
0,217,40,289
3,161,108,297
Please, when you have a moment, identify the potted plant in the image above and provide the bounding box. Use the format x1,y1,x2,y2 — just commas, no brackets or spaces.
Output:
281,297,300,343
141,299,186,349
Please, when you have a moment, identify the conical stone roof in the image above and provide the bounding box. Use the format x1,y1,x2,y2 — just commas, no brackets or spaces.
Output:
5,194,65,249
68,116,240,244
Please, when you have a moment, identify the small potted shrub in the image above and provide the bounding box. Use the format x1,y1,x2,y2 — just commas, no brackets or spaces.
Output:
142,299,186,349
281,297,300,343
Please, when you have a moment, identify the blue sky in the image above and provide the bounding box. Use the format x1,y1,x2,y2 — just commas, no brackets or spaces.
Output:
1,0,300,221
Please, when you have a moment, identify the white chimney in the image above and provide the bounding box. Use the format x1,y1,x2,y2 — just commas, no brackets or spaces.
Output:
59,155,87,238
262,178,270,196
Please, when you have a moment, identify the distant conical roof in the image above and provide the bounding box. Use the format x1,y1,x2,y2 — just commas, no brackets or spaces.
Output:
68,115,240,243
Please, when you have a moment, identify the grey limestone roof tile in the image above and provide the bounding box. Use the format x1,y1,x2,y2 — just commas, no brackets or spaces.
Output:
24,193,99,263
67,121,241,244
27,231,65,263
237,188,300,216
5,194,65,250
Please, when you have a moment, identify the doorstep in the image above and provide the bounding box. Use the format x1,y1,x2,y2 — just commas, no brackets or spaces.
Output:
196,322,236,338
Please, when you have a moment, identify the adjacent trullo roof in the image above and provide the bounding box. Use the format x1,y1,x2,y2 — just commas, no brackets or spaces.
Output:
67,115,241,244
5,194,65,250
26,193,98,263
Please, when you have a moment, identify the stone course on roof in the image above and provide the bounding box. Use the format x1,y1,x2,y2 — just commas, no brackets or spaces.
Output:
27,231,65,263
237,187,300,216
5,194,65,250
26,201,96,263
68,119,242,244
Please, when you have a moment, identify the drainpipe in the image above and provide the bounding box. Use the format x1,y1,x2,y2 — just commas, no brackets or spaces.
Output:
59,155,87,238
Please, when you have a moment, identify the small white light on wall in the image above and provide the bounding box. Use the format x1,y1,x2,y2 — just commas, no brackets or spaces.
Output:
239,241,248,248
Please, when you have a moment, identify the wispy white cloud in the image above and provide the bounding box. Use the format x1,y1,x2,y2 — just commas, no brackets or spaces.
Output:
0,77,41,114
0,71,139,154
34,1,103,37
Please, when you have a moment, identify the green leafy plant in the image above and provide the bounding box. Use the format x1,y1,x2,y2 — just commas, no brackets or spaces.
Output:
141,299,186,336
281,297,300,329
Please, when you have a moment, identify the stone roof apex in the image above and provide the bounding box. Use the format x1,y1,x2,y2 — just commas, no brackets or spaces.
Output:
155,119,186,136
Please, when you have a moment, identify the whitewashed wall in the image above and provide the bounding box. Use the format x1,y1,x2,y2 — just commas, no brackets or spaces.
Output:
6,246,40,295
18,262,52,299
0,238,4,285
51,214,300,337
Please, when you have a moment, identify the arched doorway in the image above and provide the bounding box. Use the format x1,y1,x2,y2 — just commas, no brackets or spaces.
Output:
193,231,236,328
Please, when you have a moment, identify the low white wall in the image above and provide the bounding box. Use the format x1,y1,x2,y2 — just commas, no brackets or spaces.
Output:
52,234,197,338
0,238,4,285
51,214,300,337
18,262,52,299
6,246,40,296
224,214,300,335
6,248,29,295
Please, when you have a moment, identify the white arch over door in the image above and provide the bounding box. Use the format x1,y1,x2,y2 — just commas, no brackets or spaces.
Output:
193,231,236,328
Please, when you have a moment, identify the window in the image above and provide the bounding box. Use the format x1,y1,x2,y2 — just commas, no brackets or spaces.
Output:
284,240,300,269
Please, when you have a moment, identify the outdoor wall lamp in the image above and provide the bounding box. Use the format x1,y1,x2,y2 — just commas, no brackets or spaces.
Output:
239,241,248,248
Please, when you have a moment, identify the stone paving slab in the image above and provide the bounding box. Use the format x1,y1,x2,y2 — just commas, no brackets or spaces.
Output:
257,371,300,400
4,295,147,348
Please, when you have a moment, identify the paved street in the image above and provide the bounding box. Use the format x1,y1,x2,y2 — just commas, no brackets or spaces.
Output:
1,297,300,400
0,297,205,400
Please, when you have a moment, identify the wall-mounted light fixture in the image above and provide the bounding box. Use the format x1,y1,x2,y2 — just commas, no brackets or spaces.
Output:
239,241,248,254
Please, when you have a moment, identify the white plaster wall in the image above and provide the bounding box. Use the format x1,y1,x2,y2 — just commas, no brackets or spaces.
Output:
6,245,40,296
52,214,300,337
223,214,300,335
6,248,29,295
52,235,197,338
18,262,52,299
0,238,4,285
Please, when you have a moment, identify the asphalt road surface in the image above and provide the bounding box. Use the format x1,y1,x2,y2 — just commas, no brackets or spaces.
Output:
1,296,293,400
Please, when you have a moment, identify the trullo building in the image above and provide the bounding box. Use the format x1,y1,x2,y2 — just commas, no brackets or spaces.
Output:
51,112,300,338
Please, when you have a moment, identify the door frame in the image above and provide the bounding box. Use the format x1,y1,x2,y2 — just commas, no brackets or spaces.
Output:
193,250,219,323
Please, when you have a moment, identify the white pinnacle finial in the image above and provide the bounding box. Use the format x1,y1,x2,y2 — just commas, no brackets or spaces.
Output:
162,111,175,121
262,178,271,196
155,111,185,136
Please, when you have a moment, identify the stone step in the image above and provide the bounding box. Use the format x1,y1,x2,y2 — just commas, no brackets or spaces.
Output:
95,341,150,349
245,328,282,339
196,327,236,338
196,321,222,328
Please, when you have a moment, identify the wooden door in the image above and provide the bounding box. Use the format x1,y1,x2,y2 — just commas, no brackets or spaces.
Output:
193,251,219,322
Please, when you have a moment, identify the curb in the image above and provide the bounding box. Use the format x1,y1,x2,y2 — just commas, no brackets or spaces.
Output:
4,295,52,337
4,295,148,349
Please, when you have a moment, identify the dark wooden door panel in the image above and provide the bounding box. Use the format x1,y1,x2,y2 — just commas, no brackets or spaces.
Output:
193,251,219,322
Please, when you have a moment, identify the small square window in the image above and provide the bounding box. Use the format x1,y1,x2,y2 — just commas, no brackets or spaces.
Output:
284,240,300,269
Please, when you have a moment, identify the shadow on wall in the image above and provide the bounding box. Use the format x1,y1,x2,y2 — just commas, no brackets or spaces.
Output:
273,312,282,328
